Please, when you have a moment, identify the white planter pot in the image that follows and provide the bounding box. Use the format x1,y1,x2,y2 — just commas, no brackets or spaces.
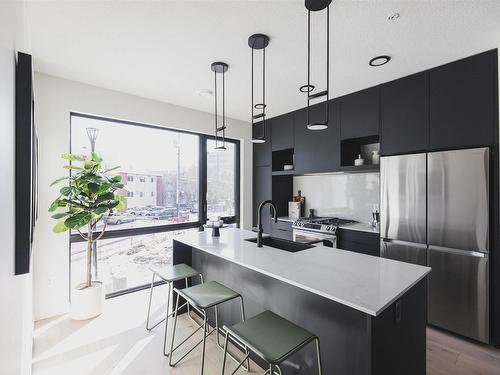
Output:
70,281,105,320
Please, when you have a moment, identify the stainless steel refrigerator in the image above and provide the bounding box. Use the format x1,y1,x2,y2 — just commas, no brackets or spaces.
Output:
380,147,490,343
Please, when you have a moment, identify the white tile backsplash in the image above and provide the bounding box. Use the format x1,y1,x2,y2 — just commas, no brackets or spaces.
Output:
293,173,380,223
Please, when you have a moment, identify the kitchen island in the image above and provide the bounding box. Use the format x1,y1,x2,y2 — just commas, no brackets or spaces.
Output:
173,228,430,375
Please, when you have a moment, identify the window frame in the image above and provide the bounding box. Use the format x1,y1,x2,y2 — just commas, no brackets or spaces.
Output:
68,112,240,297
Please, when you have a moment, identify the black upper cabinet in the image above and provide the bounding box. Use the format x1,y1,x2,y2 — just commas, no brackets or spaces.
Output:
340,86,380,140
272,113,294,151
380,72,429,155
253,165,272,233
253,119,272,167
429,50,497,150
294,100,340,174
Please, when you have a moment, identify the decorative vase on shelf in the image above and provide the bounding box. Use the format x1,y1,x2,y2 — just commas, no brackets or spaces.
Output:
354,154,365,166
372,150,380,165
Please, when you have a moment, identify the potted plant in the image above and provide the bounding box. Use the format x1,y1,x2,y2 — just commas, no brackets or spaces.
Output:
49,152,125,320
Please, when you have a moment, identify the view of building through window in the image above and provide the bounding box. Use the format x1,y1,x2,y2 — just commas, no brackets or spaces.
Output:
71,116,200,231
70,115,239,295
207,139,236,221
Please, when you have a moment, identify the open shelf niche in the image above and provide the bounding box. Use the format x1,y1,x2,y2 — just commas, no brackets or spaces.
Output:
340,135,380,171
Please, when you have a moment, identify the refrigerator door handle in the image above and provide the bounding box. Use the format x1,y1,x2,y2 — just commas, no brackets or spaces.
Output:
381,238,428,249
429,245,488,258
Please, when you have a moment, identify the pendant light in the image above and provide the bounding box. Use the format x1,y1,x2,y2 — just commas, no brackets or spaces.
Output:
300,0,331,130
248,33,270,143
211,62,229,150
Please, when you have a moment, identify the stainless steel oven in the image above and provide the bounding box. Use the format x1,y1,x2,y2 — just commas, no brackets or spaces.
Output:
292,228,336,247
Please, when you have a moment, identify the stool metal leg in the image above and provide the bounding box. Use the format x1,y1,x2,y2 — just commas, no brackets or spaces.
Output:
169,293,181,367
221,333,229,375
162,282,171,356
239,296,250,372
200,311,208,375
220,331,250,375
216,296,250,372
315,337,323,375
146,273,166,331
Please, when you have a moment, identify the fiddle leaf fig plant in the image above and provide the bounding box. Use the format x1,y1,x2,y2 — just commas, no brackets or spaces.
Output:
49,152,125,288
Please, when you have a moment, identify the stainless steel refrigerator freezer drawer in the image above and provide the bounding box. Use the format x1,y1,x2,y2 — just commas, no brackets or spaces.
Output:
380,239,427,266
428,246,489,343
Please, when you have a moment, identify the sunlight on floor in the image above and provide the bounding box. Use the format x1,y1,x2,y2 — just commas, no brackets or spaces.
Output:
33,288,264,375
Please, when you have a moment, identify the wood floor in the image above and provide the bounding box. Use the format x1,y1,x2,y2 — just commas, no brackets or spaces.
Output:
33,288,500,375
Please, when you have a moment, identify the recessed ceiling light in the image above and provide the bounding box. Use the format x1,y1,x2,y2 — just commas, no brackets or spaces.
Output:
388,12,400,22
369,55,391,67
197,88,213,98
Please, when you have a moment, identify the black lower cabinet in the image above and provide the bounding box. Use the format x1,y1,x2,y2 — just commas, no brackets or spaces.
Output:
253,165,272,234
337,229,380,257
293,100,340,174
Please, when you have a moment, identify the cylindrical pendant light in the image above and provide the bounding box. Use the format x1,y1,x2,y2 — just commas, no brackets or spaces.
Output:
248,33,270,143
211,62,229,150
300,0,332,130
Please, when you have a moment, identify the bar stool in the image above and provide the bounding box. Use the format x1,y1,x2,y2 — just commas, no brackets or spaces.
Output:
145,263,204,356
221,310,322,375
169,281,250,375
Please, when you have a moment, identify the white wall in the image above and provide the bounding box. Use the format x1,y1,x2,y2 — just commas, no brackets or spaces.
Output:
33,73,252,320
0,1,33,374
293,173,380,223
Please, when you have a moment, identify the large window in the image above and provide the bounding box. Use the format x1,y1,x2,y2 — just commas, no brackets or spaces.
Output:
207,140,237,221
70,114,239,296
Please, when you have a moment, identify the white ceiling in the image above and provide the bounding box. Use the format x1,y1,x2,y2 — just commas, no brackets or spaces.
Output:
27,0,500,122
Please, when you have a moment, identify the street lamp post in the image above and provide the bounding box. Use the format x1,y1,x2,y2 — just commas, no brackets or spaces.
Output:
86,127,99,152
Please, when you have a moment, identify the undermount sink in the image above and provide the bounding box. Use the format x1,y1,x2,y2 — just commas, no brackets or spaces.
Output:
245,236,314,252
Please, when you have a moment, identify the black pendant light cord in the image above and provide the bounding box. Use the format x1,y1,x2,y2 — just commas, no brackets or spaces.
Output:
222,69,226,145
211,62,228,149
249,34,270,142
262,43,266,138
214,70,218,145
303,1,331,130
325,4,330,124
307,8,311,127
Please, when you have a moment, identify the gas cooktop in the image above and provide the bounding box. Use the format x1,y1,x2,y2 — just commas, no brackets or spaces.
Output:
292,217,357,234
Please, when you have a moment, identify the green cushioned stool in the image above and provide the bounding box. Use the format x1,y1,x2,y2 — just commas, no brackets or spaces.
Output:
169,281,250,375
221,310,322,375
145,263,203,356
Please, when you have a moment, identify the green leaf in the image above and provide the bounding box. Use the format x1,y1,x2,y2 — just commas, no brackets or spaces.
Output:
48,199,61,212
116,195,126,212
91,152,103,162
97,182,111,194
60,186,72,196
110,175,122,183
53,220,69,233
63,165,83,170
50,176,68,186
51,212,70,219
92,206,108,215
61,153,85,161
64,211,92,229
88,183,99,193
96,192,114,203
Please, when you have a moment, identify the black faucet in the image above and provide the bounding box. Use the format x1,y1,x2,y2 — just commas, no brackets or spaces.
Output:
257,200,278,247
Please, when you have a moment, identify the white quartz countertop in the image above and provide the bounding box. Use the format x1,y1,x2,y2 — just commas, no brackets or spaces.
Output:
339,222,380,234
174,228,430,316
